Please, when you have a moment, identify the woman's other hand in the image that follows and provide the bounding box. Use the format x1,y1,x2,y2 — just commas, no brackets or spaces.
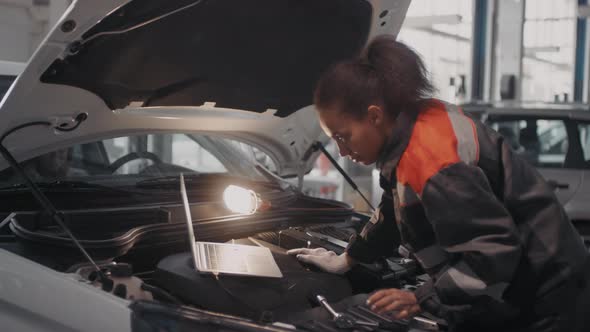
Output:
367,288,421,320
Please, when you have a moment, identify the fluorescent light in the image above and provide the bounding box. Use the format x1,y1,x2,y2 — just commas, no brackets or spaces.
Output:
404,15,462,28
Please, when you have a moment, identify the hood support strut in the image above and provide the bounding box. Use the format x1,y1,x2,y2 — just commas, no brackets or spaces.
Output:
311,142,375,212
0,118,113,287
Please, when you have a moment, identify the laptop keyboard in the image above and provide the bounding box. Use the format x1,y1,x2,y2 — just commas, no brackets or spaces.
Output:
203,243,248,273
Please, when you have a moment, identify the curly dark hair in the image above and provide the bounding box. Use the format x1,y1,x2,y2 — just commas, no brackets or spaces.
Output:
314,35,435,119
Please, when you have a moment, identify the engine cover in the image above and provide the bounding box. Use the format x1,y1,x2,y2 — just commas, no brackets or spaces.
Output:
153,238,352,321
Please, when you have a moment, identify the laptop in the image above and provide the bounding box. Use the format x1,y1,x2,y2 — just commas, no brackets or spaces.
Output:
179,173,283,278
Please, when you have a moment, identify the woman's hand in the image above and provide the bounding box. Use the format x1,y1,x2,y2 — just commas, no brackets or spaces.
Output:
286,247,355,274
367,288,421,320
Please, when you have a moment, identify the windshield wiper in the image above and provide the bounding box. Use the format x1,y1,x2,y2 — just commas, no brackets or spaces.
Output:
134,173,203,188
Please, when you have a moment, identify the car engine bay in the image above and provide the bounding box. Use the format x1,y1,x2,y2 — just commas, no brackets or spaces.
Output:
0,193,445,332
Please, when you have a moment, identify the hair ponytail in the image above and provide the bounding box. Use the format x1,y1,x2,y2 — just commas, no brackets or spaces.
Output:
314,35,434,119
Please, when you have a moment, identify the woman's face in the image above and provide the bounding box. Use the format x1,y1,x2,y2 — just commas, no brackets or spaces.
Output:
318,105,391,165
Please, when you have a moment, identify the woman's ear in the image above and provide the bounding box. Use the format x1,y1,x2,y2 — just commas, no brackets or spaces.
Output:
367,105,384,126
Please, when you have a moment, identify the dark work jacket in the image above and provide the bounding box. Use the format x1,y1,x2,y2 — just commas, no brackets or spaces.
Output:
346,99,590,331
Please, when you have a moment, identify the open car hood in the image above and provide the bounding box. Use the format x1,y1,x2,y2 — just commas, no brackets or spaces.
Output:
0,0,410,177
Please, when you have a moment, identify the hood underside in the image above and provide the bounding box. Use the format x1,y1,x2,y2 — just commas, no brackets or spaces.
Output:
42,0,372,117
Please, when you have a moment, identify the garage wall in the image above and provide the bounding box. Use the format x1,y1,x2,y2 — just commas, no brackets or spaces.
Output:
0,4,38,62
0,0,69,63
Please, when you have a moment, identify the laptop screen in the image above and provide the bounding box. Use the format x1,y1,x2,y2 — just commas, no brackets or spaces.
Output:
180,173,200,269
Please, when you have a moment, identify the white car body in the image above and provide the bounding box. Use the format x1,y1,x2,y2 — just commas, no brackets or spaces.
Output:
0,0,412,330
0,250,133,332
0,0,409,179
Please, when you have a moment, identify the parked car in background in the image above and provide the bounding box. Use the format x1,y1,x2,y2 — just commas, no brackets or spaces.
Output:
463,102,590,247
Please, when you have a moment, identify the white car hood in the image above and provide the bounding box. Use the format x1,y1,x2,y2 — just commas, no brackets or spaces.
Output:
0,0,410,177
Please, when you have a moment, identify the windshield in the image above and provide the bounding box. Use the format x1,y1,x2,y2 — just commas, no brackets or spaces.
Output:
0,133,277,188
